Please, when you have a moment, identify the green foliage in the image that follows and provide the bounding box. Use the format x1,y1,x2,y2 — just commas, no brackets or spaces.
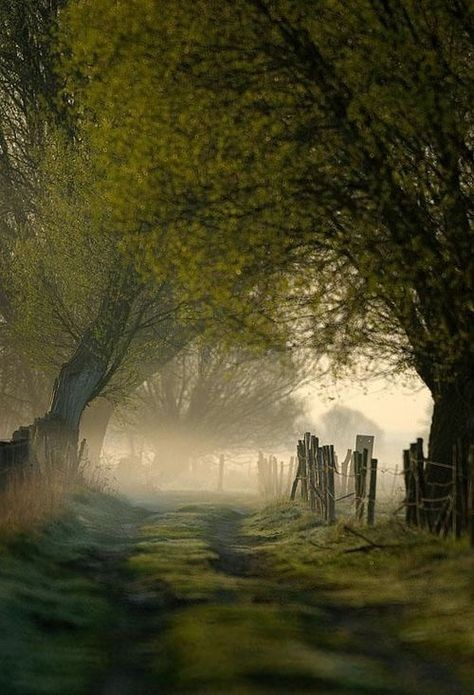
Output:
8,134,119,371
60,0,474,388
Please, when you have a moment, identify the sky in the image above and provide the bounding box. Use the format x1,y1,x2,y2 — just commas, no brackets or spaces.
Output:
305,377,432,437
298,370,433,472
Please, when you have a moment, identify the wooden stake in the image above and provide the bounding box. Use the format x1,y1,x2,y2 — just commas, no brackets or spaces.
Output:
327,445,336,524
367,458,378,526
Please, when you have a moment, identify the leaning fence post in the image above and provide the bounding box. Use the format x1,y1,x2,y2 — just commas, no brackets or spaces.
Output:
290,441,304,500
367,458,378,526
327,445,336,524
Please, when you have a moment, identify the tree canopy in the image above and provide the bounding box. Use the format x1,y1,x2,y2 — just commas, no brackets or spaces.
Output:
61,0,474,472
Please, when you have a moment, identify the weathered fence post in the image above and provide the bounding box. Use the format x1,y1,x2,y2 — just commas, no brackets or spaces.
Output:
305,433,316,511
290,441,304,500
301,435,309,502
340,449,352,496
403,448,415,525
367,458,378,526
327,445,336,524
354,449,368,521
415,438,426,528
317,446,325,517
409,442,421,527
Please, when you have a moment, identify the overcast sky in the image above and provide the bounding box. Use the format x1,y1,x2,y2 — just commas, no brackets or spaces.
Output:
302,374,432,438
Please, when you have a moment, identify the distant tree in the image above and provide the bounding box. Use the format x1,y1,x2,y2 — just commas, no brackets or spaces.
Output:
115,342,306,479
315,405,384,457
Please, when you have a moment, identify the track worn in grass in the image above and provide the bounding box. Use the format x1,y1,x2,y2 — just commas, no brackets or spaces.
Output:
0,493,471,694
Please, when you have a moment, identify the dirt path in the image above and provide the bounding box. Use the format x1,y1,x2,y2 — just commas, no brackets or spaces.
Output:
95,498,466,695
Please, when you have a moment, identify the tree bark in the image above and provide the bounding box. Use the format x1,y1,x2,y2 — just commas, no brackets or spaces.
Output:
428,374,474,475
427,369,474,530
80,398,114,465
32,334,110,468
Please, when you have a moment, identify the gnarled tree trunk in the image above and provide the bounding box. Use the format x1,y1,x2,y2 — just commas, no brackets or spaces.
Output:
80,398,114,465
427,366,474,531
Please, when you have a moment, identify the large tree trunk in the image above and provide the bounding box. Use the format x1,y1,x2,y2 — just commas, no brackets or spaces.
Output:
33,337,109,470
80,398,114,465
427,368,474,531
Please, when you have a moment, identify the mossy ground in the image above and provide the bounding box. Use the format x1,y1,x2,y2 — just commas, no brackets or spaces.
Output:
0,493,471,694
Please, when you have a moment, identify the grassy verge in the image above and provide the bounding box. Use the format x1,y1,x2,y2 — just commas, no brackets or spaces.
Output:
0,490,142,695
245,502,474,690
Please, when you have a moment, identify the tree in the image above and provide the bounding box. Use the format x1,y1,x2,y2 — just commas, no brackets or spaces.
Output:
115,341,306,479
61,0,474,491
316,405,384,457
8,138,194,449
0,2,196,460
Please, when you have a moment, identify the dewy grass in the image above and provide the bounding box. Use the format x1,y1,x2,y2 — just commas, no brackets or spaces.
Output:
0,490,141,695
243,502,474,689
125,500,471,693
0,493,471,693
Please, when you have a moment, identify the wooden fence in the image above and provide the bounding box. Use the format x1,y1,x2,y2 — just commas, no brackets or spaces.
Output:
402,438,474,544
287,432,378,526
257,452,295,498
0,427,31,489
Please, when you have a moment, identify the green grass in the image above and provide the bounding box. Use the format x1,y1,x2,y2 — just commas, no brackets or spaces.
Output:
0,494,471,694
244,501,474,688
125,499,473,693
0,491,142,695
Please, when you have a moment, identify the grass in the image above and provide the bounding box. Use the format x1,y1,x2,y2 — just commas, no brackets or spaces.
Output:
244,501,474,688
0,489,142,695
0,489,471,694
126,499,473,693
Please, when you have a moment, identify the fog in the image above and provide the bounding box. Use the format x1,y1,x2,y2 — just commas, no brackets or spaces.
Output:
96,370,432,501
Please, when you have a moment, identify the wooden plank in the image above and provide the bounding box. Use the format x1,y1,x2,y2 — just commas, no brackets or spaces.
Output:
327,445,336,524
299,434,309,502
367,458,378,526
290,441,304,500
403,449,412,525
